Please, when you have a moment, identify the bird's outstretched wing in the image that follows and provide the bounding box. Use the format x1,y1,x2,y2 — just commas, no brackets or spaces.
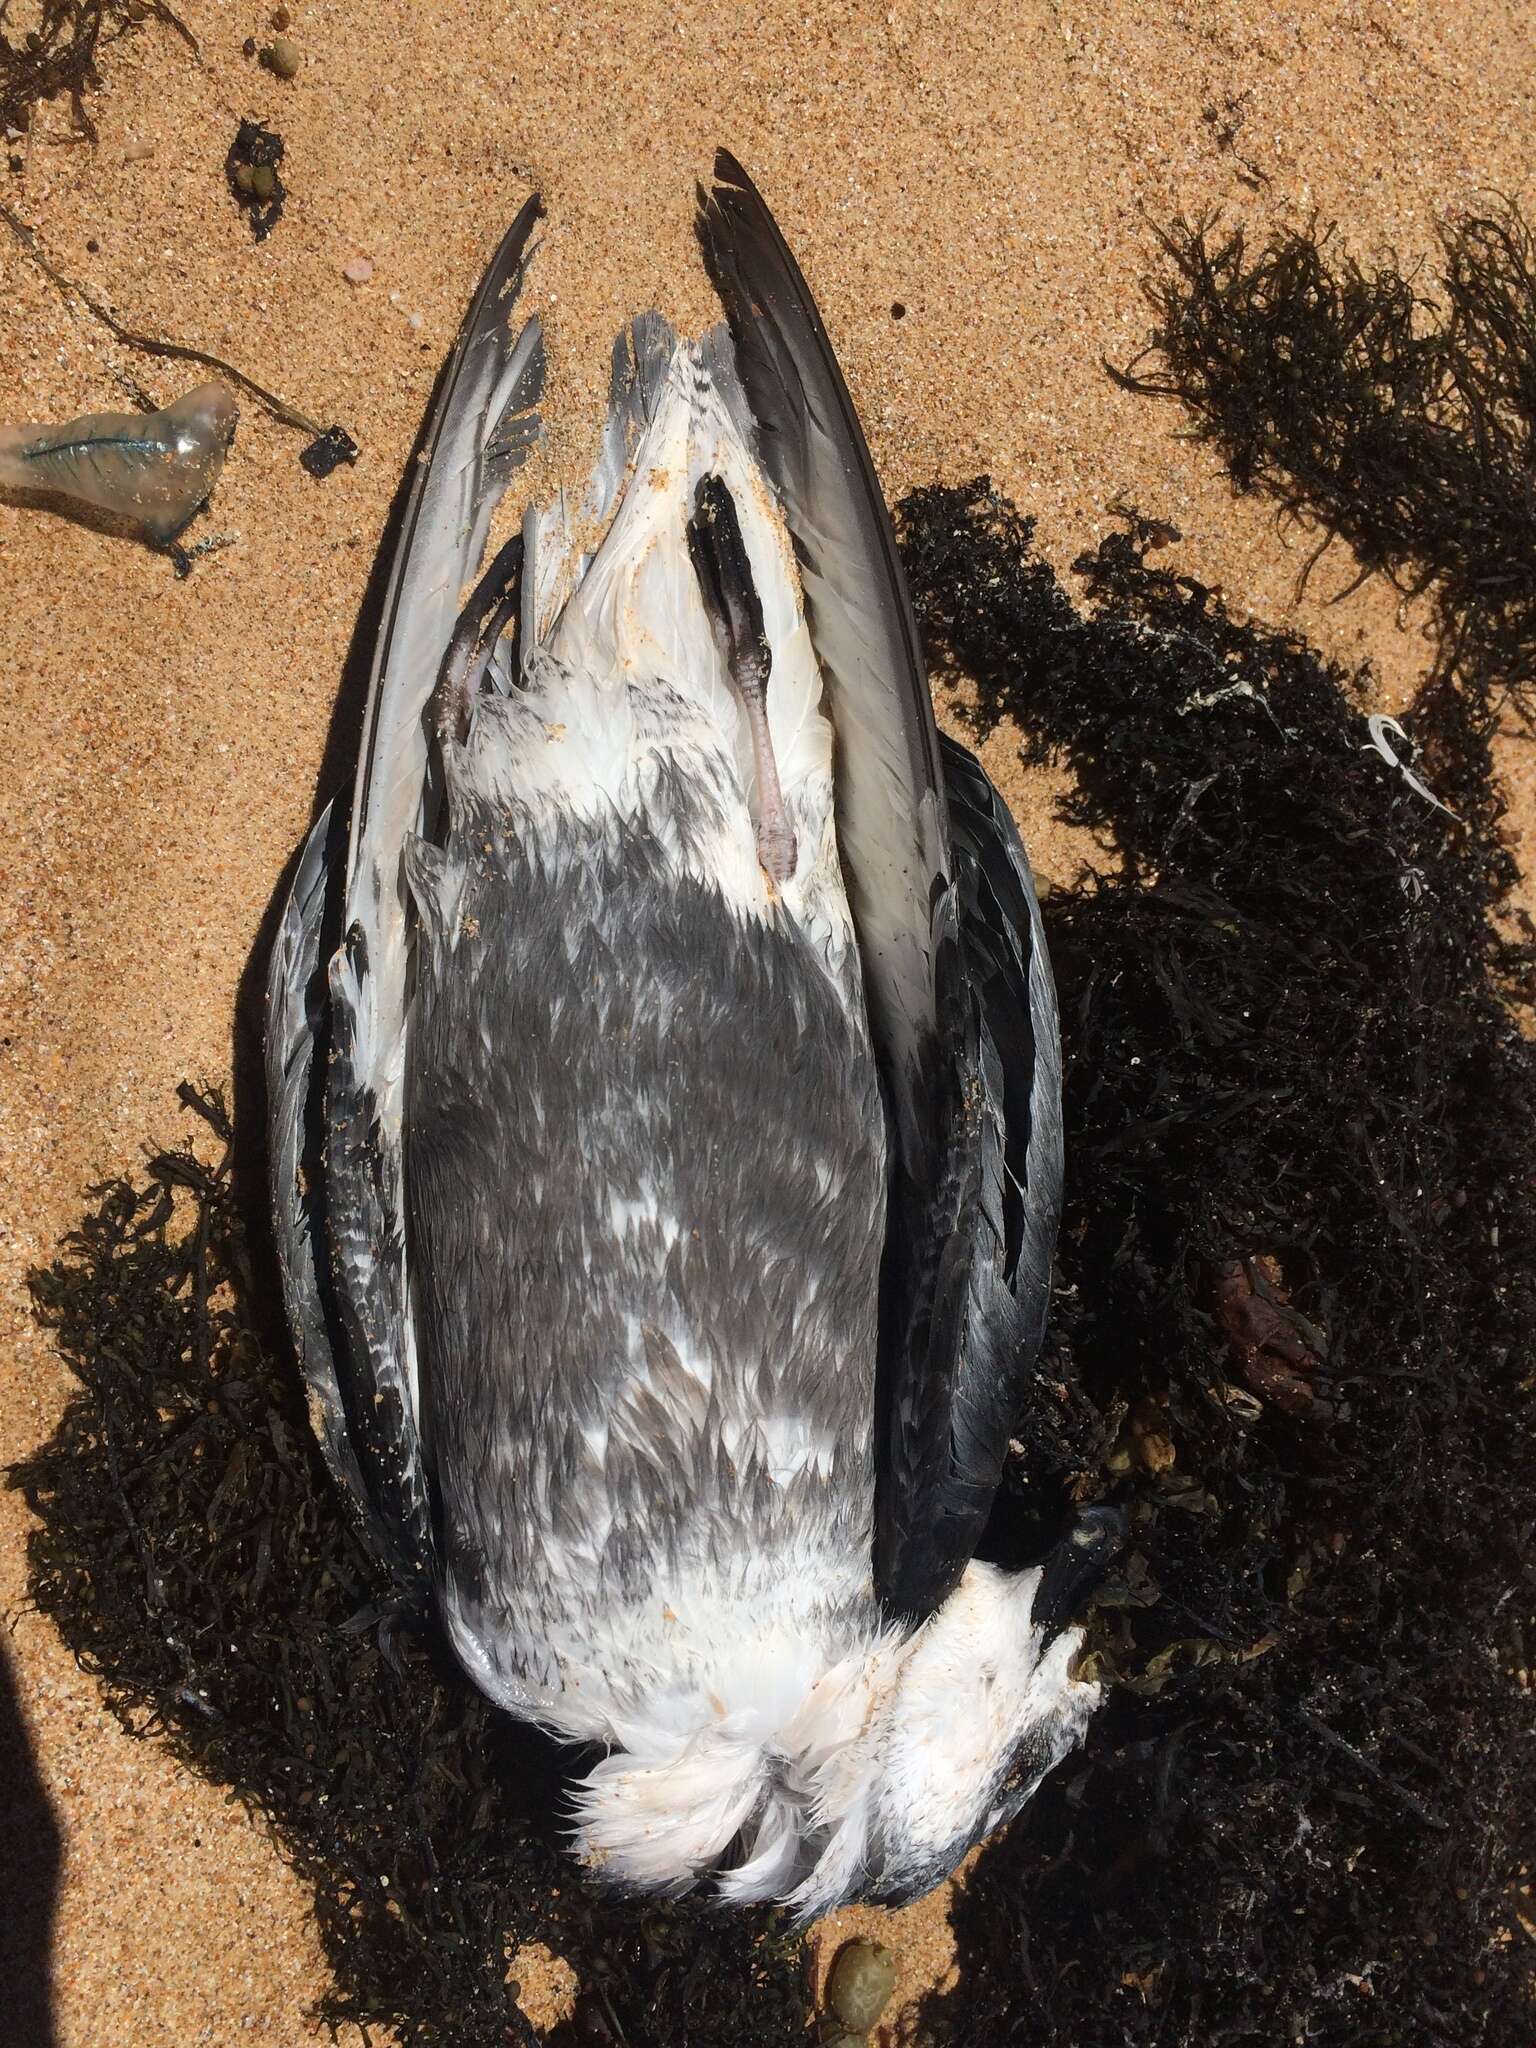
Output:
697,153,1063,1621
265,197,546,1590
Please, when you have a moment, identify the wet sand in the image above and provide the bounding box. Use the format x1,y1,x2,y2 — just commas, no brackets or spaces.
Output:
1,1,1532,2038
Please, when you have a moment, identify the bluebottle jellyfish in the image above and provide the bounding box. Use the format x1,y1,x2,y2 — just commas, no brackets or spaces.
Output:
0,381,237,556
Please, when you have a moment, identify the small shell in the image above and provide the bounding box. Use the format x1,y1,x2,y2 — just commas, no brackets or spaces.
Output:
826,1939,897,2033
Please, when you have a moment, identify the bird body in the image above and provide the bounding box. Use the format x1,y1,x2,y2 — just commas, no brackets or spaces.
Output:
268,156,1107,1913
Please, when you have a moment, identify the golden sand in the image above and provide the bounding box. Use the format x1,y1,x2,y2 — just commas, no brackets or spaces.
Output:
2,2,1532,2038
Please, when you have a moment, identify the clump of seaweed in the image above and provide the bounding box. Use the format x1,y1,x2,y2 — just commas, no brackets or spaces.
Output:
1109,205,1536,732
898,479,1536,2046
10,1087,809,2048
226,117,286,241
0,0,196,141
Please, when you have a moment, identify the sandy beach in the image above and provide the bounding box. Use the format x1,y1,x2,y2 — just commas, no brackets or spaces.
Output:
2,2,1532,2039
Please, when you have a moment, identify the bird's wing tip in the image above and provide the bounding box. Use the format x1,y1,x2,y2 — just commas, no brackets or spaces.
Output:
711,146,750,187
698,149,766,231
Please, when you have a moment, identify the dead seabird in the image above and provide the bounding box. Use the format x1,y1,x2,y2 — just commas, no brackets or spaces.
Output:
266,152,1116,1914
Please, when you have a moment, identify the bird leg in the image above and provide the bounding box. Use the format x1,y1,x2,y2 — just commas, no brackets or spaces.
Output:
686,473,798,883
431,531,524,747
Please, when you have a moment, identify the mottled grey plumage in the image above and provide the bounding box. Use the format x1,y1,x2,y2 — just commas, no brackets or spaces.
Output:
407,796,885,1704
266,153,1101,1912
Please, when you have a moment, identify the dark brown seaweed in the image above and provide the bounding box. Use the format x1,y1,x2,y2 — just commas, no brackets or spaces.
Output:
896,478,1536,2046
0,0,196,142
1109,206,1536,732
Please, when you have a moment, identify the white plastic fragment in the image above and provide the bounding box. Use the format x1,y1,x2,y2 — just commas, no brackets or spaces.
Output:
1362,714,1460,821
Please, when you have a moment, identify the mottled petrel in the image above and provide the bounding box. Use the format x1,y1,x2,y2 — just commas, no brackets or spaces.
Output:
267,152,1113,1913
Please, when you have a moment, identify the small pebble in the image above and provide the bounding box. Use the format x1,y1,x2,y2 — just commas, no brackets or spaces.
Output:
250,163,277,202
122,138,156,164
262,36,301,79
271,5,292,26
827,1939,897,2034
407,309,423,330
343,255,375,285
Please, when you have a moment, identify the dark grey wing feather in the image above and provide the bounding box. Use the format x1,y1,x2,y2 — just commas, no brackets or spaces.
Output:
874,739,1062,1616
265,805,434,1589
322,925,434,1590
939,733,1063,1508
267,193,545,1591
696,155,1062,1619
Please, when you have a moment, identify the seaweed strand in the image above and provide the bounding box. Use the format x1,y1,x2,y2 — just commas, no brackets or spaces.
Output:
0,0,197,142
1,200,326,435
1109,206,1536,728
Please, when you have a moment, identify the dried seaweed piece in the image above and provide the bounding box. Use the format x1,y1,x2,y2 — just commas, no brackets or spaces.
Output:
1208,1255,1329,1416
226,118,286,241
1200,92,1268,188
0,379,236,548
1110,206,1536,728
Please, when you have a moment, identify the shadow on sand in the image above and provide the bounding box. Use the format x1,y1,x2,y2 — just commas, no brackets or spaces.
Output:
0,1633,62,2048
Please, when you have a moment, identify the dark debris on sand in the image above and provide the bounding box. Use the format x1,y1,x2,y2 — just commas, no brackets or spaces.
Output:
10,209,1536,2048
299,422,360,479
226,118,287,241
0,0,196,142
